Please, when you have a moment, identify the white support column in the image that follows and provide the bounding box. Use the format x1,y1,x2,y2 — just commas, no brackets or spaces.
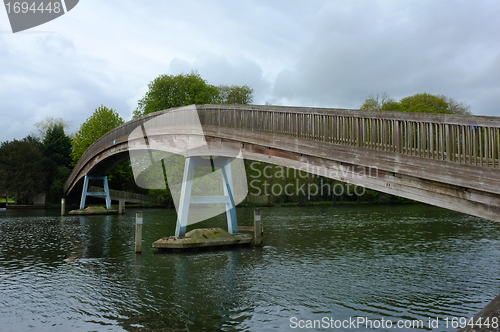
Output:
174,156,239,237
175,157,194,238
103,176,111,210
221,159,238,234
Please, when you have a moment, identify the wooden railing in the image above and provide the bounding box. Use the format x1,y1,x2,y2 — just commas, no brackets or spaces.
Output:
89,186,161,204
66,104,500,193
198,105,500,168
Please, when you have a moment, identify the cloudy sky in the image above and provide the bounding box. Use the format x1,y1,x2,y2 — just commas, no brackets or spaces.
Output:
1,0,499,142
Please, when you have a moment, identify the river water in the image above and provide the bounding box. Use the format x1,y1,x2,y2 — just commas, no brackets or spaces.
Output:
0,204,499,331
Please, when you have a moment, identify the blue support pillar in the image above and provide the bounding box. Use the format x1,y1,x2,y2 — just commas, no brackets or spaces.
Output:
174,156,239,238
79,175,90,210
79,175,112,210
103,176,111,209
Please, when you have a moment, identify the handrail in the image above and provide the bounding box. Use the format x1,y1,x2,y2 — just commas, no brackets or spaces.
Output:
198,105,500,167
89,186,161,204
65,104,500,193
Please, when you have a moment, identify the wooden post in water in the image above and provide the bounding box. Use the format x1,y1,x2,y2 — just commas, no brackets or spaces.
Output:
254,208,263,246
135,211,143,253
118,199,125,215
61,198,65,215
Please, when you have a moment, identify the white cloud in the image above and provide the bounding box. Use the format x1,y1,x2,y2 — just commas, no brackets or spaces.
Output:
169,53,271,104
272,1,500,112
1,0,499,142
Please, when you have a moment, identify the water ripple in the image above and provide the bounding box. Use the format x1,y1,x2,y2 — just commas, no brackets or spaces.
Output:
1,206,499,331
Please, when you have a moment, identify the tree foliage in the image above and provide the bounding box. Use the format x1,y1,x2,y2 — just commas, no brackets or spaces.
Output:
44,124,72,167
0,124,74,203
108,161,138,193
34,116,71,140
0,138,47,203
133,73,220,118
71,105,124,164
438,95,473,115
43,124,72,198
398,93,450,114
244,160,407,206
360,92,396,111
360,92,472,115
216,85,254,104
133,73,254,118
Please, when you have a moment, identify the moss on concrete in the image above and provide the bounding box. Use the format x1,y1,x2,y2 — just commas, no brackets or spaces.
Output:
153,228,253,249
68,206,118,215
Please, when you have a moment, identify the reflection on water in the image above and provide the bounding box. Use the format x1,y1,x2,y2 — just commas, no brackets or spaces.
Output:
0,205,499,331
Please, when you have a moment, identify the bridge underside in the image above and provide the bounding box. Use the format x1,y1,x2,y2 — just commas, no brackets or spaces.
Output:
66,128,500,223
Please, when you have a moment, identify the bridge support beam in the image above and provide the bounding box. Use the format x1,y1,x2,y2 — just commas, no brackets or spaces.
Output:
79,175,111,210
174,157,238,238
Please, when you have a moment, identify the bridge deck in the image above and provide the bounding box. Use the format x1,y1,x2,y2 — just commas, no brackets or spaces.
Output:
64,104,500,222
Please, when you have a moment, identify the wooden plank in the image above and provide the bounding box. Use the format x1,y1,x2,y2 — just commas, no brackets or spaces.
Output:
205,127,500,194
478,126,482,166
485,127,489,167
430,123,434,159
66,104,500,197
201,104,500,126
496,128,499,168
426,123,431,159
240,143,500,222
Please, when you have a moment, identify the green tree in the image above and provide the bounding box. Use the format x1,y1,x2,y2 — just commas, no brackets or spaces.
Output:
48,166,72,199
361,92,472,115
360,97,380,111
133,73,220,118
44,124,72,167
71,105,124,164
216,85,254,104
108,161,139,193
438,95,473,115
34,116,71,140
398,93,450,114
43,124,72,199
360,92,396,111
382,100,400,111
133,73,255,118
0,138,47,203
23,134,44,151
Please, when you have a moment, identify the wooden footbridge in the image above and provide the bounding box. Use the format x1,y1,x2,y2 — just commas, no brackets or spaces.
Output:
87,186,161,205
64,104,500,222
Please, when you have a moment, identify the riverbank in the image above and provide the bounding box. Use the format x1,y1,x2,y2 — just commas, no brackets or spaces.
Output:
2,202,165,211
2,204,46,209
239,197,417,207
2,197,417,211
457,294,500,332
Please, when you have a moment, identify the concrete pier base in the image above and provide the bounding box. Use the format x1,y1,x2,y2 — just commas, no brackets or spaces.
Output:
457,294,500,332
69,206,118,215
153,228,253,250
